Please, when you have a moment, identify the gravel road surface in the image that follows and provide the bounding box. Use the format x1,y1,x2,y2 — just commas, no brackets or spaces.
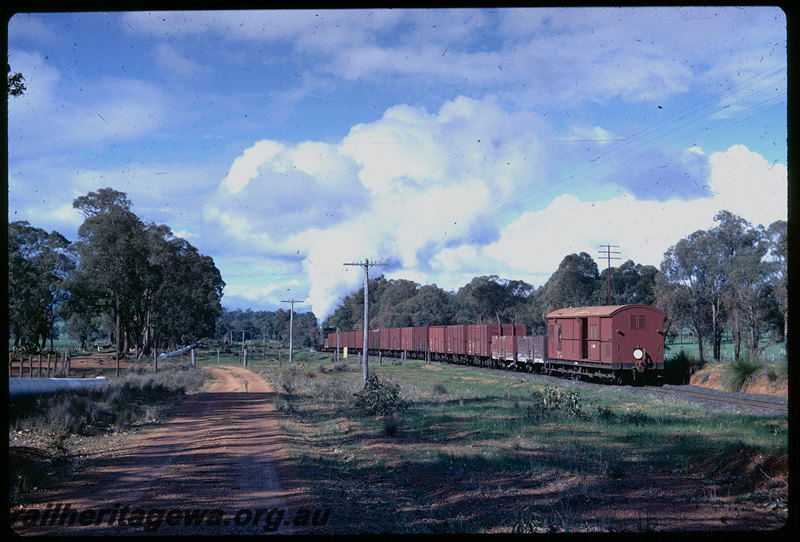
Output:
10,366,326,536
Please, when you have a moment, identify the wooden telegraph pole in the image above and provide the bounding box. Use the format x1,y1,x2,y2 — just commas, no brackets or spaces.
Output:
343,258,388,386
281,299,304,365
598,244,621,305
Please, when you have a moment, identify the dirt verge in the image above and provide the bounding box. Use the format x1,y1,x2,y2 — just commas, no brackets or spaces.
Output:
9,366,328,536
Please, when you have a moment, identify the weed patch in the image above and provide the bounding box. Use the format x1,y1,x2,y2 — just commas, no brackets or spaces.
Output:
353,374,412,417
524,386,587,422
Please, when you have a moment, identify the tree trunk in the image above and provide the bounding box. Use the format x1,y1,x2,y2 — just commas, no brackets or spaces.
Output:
692,317,705,363
711,301,720,361
115,303,122,377
784,313,788,355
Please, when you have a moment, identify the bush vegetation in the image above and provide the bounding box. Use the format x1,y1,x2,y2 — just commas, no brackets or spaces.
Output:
725,356,765,391
353,374,412,417
10,365,207,436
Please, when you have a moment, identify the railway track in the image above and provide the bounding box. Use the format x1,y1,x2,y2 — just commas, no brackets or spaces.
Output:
426,359,788,415
647,384,789,414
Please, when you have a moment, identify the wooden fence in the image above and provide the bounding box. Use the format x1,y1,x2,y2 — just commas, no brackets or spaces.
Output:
8,352,71,378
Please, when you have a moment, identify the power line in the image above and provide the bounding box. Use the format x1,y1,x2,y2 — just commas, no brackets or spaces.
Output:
343,259,388,385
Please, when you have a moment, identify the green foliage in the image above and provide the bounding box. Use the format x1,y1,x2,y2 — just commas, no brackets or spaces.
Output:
353,374,411,417
595,406,650,426
8,221,75,350
9,189,225,361
659,211,786,363
725,356,764,391
216,308,319,348
525,386,587,421
663,350,703,384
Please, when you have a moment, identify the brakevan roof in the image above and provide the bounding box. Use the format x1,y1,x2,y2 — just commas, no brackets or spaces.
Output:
546,305,665,318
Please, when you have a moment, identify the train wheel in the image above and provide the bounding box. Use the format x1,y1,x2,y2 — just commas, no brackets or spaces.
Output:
614,371,632,386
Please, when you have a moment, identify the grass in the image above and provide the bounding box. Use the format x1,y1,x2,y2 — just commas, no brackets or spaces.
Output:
9,361,209,506
10,342,787,532
224,353,788,533
10,362,209,436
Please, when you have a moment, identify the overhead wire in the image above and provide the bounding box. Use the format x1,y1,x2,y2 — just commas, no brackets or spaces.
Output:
435,60,786,243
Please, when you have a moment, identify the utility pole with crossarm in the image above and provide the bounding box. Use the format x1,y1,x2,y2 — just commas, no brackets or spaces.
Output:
281,298,304,365
343,258,388,385
598,244,621,305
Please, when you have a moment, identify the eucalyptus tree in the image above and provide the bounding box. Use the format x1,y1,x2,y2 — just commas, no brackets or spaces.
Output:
144,224,225,353
453,275,531,324
660,211,782,361
592,260,658,306
70,188,151,374
660,230,717,362
541,253,600,315
400,283,456,326
8,221,75,349
766,220,788,354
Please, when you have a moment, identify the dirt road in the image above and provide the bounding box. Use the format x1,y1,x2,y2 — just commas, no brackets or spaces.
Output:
10,366,328,536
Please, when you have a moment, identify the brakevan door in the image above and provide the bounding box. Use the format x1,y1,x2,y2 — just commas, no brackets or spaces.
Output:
580,317,588,359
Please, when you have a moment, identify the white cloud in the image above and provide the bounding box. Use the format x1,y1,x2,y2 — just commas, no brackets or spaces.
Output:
155,43,211,78
209,84,787,319
221,140,285,194
707,144,787,227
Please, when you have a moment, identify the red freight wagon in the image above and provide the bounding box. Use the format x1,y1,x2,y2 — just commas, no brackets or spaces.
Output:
379,329,390,351
428,326,447,355
514,335,547,363
401,326,428,353
491,335,516,362
369,329,380,350
467,324,500,358
389,328,402,351
515,335,533,362
546,304,665,383
340,331,355,350
446,325,469,356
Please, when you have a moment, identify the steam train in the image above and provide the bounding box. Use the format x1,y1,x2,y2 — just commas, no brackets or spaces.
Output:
320,304,666,385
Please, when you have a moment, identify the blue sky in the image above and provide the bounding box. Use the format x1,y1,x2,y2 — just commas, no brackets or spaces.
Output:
7,8,787,319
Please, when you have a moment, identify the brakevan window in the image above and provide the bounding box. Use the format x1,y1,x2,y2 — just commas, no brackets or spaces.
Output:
589,323,598,339
630,314,647,330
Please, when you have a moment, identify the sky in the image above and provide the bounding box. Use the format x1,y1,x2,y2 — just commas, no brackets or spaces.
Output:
7,7,788,320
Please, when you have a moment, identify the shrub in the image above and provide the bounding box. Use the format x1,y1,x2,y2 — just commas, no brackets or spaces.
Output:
433,383,447,395
726,357,764,391
525,386,587,421
664,350,702,384
353,374,411,417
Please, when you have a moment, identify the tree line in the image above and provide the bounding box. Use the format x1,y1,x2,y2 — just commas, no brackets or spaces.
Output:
8,188,225,373
216,308,320,349
11,196,784,368
323,211,786,363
